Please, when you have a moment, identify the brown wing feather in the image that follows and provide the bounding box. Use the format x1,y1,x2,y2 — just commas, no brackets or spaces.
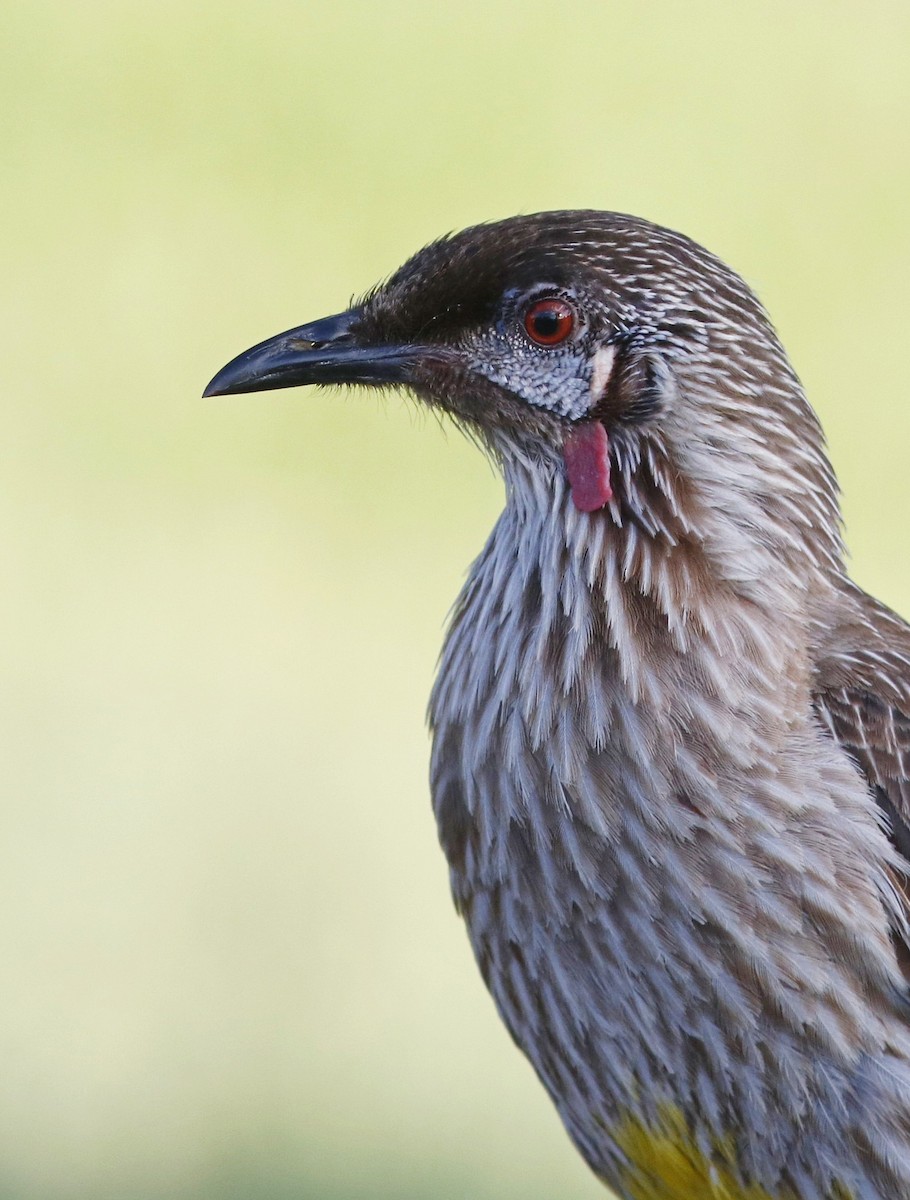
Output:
814,583,910,861
813,583,910,975
814,686,910,860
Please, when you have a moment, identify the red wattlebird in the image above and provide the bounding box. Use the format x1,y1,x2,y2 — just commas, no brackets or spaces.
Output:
206,212,910,1200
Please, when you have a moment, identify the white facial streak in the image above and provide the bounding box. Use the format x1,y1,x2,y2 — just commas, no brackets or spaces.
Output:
588,343,616,405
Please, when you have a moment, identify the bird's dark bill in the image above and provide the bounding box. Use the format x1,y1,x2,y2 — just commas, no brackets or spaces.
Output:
202,309,416,398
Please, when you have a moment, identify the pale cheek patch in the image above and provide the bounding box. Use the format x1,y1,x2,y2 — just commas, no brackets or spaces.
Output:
469,337,594,419
589,343,617,406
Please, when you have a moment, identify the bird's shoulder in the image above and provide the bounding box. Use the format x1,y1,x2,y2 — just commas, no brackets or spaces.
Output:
812,580,910,865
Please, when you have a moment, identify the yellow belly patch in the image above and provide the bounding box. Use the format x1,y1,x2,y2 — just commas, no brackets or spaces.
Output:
609,1105,851,1200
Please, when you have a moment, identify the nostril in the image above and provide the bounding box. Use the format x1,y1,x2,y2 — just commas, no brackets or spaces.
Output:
286,332,354,352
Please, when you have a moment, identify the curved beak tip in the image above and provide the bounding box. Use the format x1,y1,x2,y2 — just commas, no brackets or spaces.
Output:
202,375,228,399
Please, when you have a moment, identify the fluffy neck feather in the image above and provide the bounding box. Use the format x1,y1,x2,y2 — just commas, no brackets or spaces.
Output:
428,449,909,1191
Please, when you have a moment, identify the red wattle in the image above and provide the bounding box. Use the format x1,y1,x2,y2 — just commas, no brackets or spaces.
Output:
562,421,613,513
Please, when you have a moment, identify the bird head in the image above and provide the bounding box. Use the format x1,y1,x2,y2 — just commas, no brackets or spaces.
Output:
205,211,841,574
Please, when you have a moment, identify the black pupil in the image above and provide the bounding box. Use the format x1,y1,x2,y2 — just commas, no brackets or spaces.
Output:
533,307,562,338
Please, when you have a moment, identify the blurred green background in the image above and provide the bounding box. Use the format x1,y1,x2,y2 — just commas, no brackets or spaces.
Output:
3,2,910,1197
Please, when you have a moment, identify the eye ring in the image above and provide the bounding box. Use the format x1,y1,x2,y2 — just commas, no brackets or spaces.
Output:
523,297,576,347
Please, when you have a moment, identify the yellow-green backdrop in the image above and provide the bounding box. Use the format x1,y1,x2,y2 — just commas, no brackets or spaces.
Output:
4,3,910,1197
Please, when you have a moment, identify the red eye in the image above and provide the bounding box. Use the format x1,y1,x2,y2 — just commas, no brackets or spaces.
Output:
523,298,575,346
